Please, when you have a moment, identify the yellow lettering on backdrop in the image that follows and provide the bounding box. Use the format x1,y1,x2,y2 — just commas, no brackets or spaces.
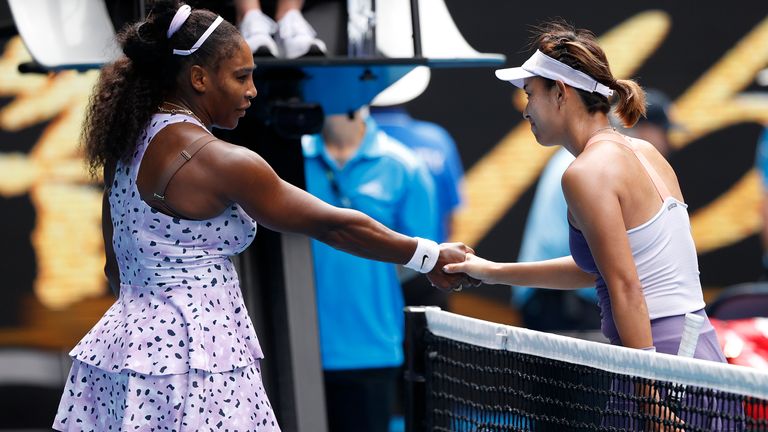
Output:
453,13,768,255
451,11,672,246
676,17,768,253
0,37,103,310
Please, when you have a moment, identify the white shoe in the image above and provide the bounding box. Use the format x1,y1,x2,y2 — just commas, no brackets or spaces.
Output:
276,10,327,59
239,9,279,57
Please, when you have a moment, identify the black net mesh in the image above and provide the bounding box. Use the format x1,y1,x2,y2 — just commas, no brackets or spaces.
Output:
423,331,768,432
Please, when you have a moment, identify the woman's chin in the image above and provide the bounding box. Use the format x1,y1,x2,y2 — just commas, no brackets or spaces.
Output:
534,136,558,147
531,132,547,146
217,119,239,130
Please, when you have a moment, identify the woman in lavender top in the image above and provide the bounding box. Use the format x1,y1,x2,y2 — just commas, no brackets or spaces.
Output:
444,19,734,430
53,1,472,430
445,19,723,362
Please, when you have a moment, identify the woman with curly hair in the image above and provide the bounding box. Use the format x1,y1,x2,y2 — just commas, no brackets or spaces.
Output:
53,1,471,430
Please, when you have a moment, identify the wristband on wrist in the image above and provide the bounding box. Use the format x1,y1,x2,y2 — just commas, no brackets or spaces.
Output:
404,237,440,273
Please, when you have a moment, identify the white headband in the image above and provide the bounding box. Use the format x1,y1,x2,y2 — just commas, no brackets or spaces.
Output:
167,5,192,38
172,16,223,56
495,50,614,98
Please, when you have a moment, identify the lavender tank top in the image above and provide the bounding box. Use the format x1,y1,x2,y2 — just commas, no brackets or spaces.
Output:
70,113,262,375
568,133,711,359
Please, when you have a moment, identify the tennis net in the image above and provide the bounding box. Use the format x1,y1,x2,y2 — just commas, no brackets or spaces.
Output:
404,307,768,431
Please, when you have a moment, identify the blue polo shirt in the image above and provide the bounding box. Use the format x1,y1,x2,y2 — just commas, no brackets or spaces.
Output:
302,117,438,370
756,128,768,186
371,107,464,242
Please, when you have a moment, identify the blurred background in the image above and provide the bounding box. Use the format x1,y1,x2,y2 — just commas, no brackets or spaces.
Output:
0,0,767,429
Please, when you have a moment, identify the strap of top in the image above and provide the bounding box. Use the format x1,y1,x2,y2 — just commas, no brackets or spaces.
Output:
142,134,219,219
585,132,672,200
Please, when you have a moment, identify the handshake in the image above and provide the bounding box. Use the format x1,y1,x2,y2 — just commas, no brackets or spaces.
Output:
423,242,486,292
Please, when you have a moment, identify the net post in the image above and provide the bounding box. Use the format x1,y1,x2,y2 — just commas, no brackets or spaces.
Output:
404,306,435,432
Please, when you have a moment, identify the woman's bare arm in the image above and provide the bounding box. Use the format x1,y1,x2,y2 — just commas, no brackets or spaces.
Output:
213,144,470,289
444,254,594,288
562,161,653,349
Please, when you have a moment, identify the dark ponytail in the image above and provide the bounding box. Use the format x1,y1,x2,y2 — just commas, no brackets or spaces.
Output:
611,79,646,128
83,0,241,179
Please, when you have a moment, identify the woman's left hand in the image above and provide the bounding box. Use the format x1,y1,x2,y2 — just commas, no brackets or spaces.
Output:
442,253,500,286
427,243,481,292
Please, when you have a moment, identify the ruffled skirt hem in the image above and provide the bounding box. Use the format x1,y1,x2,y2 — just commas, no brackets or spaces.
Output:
53,359,280,431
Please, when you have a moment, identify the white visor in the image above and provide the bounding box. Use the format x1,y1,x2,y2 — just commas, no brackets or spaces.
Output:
495,50,614,98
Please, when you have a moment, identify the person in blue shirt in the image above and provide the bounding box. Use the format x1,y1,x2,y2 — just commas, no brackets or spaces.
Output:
371,107,463,244
302,107,438,432
513,147,602,332
371,106,465,311
514,89,675,333
756,128,768,274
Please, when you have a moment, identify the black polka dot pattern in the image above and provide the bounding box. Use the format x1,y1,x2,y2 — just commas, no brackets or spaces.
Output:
54,114,276,430
53,359,279,431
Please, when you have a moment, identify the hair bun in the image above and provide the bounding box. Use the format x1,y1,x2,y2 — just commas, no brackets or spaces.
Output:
146,0,182,17
120,22,166,73
120,1,186,72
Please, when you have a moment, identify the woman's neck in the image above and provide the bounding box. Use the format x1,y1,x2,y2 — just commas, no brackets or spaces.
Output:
164,94,212,129
563,113,613,156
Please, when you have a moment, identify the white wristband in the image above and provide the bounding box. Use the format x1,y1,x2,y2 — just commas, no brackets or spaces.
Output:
404,237,440,273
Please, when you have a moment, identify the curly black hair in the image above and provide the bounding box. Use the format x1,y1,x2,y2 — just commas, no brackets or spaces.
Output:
82,0,242,179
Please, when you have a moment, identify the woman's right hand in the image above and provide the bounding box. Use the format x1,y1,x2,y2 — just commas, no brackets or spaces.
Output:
442,253,500,285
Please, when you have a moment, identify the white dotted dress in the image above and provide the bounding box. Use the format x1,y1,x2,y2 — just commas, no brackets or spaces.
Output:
53,114,280,431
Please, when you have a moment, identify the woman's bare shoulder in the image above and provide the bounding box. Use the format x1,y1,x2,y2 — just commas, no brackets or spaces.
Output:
150,121,210,147
202,139,267,170
562,143,626,197
194,139,280,200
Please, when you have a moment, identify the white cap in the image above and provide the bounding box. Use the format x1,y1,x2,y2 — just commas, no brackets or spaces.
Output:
495,50,614,98
371,67,431,107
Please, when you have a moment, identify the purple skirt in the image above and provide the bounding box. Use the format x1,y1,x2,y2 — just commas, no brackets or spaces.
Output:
606,309,727,362
603,309,743,431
